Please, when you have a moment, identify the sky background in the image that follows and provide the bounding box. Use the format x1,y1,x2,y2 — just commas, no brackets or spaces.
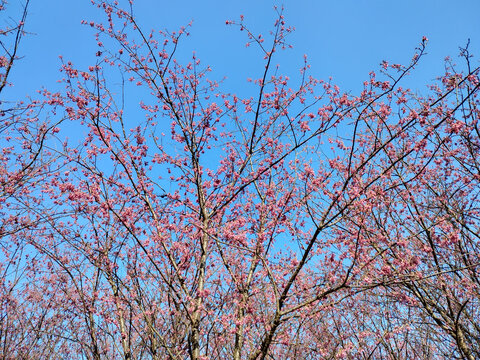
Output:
3,0,480,106
2,0,480,264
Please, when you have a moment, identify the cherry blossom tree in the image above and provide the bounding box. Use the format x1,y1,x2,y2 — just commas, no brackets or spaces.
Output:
363,48,480,360
0,1,70,357
1,0,479,359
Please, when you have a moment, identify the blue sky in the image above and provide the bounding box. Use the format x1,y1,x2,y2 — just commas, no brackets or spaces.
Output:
3,0,480,104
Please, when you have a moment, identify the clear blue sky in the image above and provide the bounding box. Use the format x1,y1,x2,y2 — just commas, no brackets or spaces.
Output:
3,0,480,103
